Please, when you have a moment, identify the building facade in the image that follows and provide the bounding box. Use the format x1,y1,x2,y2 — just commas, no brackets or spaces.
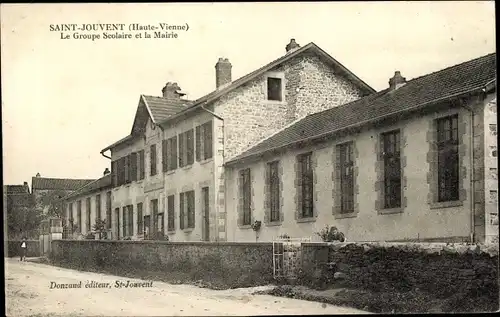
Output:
85,39,374,242
225,53,497,243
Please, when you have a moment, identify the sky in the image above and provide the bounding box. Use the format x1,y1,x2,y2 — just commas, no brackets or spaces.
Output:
1,2,496,185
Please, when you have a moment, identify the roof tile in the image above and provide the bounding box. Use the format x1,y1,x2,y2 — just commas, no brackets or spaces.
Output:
228,52,496,164
32,177,96,191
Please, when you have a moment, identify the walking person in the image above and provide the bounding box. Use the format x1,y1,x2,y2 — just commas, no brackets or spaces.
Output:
20,237,27,261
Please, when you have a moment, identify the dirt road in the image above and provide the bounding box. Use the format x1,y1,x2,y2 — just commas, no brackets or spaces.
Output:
5,258,368,316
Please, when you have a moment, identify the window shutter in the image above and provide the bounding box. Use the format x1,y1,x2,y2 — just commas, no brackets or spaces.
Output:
139,150,145,180
179,193,185,229
196,126,201,161
179,133,184,167
172,137,178,170
204,121,213,160
162,139,168,173
124,155,130,183
111,161,117,187
130,152,138,182
187,129,194,165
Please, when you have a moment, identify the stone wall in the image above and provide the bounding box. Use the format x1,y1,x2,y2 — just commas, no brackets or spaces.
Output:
301,242,499,307
50,240,274,288
7,240,40,257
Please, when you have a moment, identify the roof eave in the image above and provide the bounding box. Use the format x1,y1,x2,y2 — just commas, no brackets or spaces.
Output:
225,84,490,167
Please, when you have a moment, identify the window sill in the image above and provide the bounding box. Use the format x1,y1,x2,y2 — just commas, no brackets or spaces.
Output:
199,158,213,165
167,230,175,235
238,224,253,230
166,170,176,176
181,165,193,171
296,217,316,223
264,100,286,105
430,200,463,209
182,228,194,233
378,208,403,215
334,212,358,219
265,221,283,227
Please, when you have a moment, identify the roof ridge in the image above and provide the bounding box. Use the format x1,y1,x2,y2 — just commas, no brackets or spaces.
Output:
401,52,496,84
32,176,96,181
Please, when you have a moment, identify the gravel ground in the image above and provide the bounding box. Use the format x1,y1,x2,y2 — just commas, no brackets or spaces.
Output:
5,258,369,316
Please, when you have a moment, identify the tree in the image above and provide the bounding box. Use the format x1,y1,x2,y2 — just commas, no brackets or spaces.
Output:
36,189,69,218
316,226,346,242
7,205,44,239
92,218,107,240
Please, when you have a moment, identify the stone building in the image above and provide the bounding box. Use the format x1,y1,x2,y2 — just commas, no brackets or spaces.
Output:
66,39,375,242
225,52,497,243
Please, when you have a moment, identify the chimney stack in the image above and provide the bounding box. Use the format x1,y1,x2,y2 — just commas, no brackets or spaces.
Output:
162,82,186,99
285,39,300,54
215,58,232,89
36,173,41,177
389,71,407,90
23,182,28,186
103,168,110,176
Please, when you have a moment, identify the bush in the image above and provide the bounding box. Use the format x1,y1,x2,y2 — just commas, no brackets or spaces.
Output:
316,225,346,242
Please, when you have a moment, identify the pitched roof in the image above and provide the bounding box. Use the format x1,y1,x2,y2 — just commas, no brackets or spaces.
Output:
102,41,376,152
63,174,112,200
156,42,376,127
4,185,30,195
32,177,96,191
227,52,497,165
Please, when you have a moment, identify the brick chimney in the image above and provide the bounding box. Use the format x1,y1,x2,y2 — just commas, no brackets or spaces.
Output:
389,71,407,90
103,168,110,176
285,38,300,54
215,58,232,89
162,82,186,99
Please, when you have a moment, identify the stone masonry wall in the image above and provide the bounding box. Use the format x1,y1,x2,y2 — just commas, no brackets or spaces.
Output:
50,240,274,288
301,242,499,309
217,54,365,161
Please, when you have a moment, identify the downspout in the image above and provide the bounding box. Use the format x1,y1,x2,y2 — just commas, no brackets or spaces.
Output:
200,102,225,242
460,100,475,243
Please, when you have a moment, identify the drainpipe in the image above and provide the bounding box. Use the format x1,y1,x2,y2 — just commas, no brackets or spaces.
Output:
459,99,475,243
200,102,225,242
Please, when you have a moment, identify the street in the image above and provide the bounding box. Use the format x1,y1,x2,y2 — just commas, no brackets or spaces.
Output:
5,258,369,316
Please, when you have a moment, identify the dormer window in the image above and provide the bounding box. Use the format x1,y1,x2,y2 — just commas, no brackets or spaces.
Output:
267,77,283,101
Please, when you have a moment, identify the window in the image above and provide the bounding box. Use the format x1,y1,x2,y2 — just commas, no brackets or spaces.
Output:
139,150,145,180
114,208,120,239
111,161,118,187
128,205,134,237
124,155,130,183
77,201,82,232
267,77,282,101
267,161,280,222
196,121,213,161
68,202,73,225
240,169,252,225
202,187,210,241
151,199,159,238
150,144,157,176
167,195,175,231
180,190,195,229
86,197,91,231
130,152,138,182
338,143,354,213
298,153,314,218
143,215,150,240
106,192,112,229
157,213,164,237
96,194,101,220
122,207,127,237
179,130,194,167
382,130,401,209
437,115,459,202
137,203,143,235
166,136,178,171
162,139,168,173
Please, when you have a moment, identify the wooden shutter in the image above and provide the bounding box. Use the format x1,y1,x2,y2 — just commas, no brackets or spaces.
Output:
130,152,138,182
172,137,178,169
204,121,213,160
187,129,194,165
162,139,168,173
124,155,130,183
111,161,117,187
179,193,185,230
178,133,185,167
196,126,201,162
139,150,145,180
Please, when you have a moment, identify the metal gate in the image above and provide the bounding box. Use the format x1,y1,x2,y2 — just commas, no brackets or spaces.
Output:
272,237,311,279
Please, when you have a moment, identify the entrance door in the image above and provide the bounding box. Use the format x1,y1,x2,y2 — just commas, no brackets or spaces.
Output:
114,208,120,240
202,187,210,241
